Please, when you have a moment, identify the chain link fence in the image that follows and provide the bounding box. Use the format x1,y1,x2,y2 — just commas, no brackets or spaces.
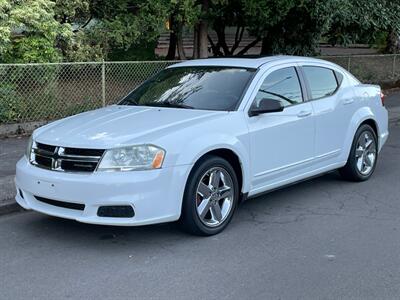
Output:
0,61,177,124
0,55,399,125
321,54,399,83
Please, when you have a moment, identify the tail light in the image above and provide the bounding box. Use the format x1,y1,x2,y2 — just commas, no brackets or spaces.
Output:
380,91,385,106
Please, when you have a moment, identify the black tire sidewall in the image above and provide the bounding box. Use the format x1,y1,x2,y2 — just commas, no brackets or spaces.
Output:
181,155,239,236
348,124,378,181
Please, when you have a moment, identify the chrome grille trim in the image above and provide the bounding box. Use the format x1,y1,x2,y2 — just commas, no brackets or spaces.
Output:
30,142,104,173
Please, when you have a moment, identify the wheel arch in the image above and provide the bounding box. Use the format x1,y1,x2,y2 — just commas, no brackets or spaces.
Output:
342,107,379,162
359,118,378,139
188,146,250,199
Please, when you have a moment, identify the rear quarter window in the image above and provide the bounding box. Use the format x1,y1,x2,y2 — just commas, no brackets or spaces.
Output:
303,66,338,100
335,71,344,85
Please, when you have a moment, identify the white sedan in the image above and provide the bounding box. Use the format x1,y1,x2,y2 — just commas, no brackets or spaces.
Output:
15,56,389,235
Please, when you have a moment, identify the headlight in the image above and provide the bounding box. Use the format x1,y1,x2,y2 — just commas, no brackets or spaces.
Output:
25,136,33,161
97,144,165,171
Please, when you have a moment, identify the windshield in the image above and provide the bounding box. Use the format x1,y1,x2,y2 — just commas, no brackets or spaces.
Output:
119,66,255,111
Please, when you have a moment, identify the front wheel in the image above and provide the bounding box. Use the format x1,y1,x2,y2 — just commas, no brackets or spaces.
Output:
180,155,239,236
339,124,378,181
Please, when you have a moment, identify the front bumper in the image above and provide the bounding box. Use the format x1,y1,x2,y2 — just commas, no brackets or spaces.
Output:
15,157,192,226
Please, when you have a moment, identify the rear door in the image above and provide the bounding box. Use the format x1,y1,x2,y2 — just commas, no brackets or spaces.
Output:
300,65,355,162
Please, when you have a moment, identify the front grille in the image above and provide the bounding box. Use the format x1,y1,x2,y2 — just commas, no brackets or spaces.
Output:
30,142,104,173
36,142,56,153
64,147,104,157
34,196,85,211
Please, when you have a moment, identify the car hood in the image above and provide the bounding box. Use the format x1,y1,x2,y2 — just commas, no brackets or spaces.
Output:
34,105,227,148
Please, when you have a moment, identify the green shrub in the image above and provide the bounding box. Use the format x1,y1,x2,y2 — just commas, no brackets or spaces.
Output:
0,84,27,123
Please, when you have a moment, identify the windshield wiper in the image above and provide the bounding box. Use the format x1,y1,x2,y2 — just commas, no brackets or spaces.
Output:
119,98,138,106
143,102,194,109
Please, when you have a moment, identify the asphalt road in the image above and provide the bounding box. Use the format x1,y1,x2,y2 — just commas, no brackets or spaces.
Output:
0,122,399,300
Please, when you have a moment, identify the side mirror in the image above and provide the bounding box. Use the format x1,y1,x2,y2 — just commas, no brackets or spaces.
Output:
249,98,284,117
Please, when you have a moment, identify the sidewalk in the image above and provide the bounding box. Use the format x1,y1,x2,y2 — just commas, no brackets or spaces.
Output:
0,91,399,215
0,136,27,215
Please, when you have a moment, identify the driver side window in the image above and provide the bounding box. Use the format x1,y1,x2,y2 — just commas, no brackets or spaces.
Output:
254,67,303,108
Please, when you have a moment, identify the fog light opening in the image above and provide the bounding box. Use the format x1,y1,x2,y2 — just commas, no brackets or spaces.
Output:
97,206,135,218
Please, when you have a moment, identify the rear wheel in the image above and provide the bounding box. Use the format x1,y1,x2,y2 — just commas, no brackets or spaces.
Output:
180,155,239,236
339,124,378,181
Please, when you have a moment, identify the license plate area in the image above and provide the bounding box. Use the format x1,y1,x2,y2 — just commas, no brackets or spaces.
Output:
34,179,58,196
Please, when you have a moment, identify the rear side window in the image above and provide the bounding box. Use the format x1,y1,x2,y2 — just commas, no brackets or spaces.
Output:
303,67,338,100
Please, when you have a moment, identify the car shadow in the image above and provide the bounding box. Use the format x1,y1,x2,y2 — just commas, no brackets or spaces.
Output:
24,213,188,243
17,171,348,247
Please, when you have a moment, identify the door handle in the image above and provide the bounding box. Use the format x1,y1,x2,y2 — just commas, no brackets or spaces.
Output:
297,110,312,118
343,98,354,105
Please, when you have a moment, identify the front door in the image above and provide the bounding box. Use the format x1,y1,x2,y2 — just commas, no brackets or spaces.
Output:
247,65,315,195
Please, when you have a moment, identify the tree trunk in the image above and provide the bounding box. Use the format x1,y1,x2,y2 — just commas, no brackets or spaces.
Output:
208,34,223,56
166,31,177,59
166,15,177,60
214,22,230,56
193,25,199,59
236,37,261,56
176,29,186,60
260,35,273,55
386,29,400,54
198,20,208,58
197,0,209,58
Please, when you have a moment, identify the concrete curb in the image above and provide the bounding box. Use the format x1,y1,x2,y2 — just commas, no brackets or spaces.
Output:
0,200,23,216
0,175,21,216
0,121,47,138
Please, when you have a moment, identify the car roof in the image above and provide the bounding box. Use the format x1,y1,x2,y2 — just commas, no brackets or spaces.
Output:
167,55,333,70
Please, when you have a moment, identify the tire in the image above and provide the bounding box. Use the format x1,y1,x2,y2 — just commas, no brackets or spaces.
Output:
339,124,378,182
180,155,239,236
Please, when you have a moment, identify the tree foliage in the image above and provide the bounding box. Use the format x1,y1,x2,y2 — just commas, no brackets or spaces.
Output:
0,0,72,63
1,0,400,63
253,0,337,55
325,0,400,51
0,0,173,62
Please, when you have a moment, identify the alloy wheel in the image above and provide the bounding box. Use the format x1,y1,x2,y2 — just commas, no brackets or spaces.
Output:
195,167,234,227
355,131,377,176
